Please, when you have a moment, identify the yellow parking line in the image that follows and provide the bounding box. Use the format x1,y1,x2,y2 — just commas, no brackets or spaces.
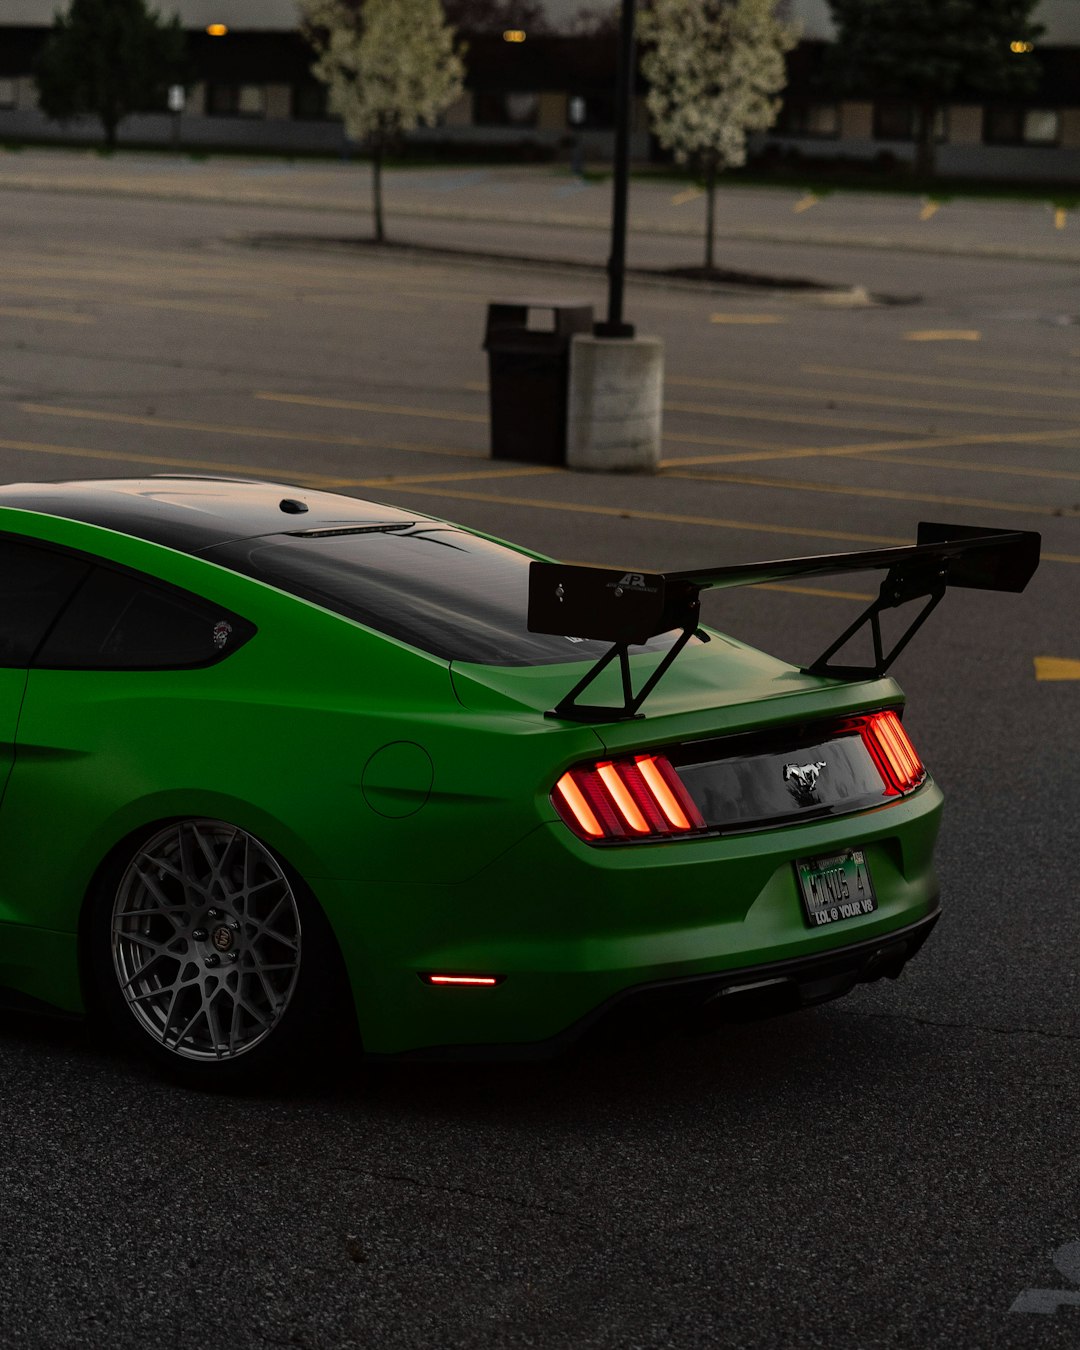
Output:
117,296,272,319
19,404,486,460
761,583,873,602
662,424,1080,467
353,466,557,487
856,450,1080,484
938,354,1080,377
0,435,355,486
793,194,819,213
1055,208,1068,230
0,305,93,324
1035,656,1080,679
0,429,551,493
709,314,786,325
376,484,907,545
803,362,1080,404
672,187,703,206
919,200,940,222
379,485,1080,565
256,392,488,423
904,330,981,342
665,388,1076,424
662,468,1074,517
661,375,1074,421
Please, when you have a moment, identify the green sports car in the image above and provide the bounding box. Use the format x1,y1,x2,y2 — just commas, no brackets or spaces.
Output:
0,477,1039,1087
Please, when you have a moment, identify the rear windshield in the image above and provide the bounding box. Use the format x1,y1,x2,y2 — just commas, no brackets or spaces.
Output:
206,525,677,666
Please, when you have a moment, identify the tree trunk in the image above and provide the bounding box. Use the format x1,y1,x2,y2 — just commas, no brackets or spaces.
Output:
372,140,385,243
704,157,717,272
914,100,937,180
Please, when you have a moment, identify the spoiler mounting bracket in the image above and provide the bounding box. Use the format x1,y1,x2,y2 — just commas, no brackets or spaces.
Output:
804,558,948,679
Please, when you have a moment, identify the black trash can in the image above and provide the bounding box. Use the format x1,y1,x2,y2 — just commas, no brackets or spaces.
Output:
483,301,594,464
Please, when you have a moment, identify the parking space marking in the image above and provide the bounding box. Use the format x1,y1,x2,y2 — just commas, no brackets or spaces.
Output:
352,466,557,487
380,486,1080,565
0,435,356,486
297,293,425,314
938,353,1080,377
666,379,1077,424
662,468,1074,517
919,200,940,222
255,392,488,424
1035,657,1080,680
904,330,982,342
803,362,1080,404
672,187,703,206
0,305,93,324
1056,208,1068,230
111,296,273,319
709,314,786,325
863,450,1080,484
666,391,1074,426
19,404,486,460
761,582,872,601
793,194,819,213
376,484,910,545
663,424,1080,467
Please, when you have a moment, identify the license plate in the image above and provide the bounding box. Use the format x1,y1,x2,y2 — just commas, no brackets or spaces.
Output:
794,848,878,928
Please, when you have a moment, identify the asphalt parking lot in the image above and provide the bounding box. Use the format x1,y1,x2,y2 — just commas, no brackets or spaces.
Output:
0,154,1078,1349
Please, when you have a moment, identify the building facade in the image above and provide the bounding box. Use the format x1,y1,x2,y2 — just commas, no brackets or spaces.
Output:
1,0,1079,179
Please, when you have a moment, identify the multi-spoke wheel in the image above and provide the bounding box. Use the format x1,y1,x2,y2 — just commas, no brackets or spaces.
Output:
90,819,349,1087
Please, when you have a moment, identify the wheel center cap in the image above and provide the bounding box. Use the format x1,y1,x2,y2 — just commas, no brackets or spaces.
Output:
211,925,234,953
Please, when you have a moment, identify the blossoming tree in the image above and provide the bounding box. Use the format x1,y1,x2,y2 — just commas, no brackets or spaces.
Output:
639,0,797,270
300,0,466,242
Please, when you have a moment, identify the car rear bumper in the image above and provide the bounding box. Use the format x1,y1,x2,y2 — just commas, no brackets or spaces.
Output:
376,906,940,1061
324,779,944,1056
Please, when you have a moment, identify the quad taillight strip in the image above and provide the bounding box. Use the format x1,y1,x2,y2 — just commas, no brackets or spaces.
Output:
847,709,926,796
552,709,926,843
554,754,706,841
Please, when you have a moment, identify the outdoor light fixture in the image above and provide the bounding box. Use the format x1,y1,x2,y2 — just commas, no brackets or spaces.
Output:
206,23,229,36
1010,40,1034,52
503,29,527,43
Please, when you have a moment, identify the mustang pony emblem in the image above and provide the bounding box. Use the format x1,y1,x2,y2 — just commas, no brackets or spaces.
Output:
784,760,827,803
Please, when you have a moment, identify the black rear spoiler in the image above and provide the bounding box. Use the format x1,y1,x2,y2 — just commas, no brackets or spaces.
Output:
527,522,1041,722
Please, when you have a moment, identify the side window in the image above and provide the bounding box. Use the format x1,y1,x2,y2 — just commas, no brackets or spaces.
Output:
0,536,90,667
35,566,254,670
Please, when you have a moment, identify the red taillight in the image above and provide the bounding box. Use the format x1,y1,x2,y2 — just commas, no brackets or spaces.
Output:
853,710,926,796
553,754,706,842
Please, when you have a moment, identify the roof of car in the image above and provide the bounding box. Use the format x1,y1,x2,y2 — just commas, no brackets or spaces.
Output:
0,477,418,553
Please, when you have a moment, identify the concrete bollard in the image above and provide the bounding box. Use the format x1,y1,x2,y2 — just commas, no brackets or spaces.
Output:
566,333,663,473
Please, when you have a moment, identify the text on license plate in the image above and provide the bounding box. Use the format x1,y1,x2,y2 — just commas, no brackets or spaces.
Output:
794,848,878,928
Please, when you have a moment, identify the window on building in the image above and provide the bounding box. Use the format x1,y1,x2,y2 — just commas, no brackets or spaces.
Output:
293,83,330,121
566,93,615,130
874,102,947,142
207,83,266,118
778,101,841,139
0,79,16,111
984,106,1061,145
473,91,539,128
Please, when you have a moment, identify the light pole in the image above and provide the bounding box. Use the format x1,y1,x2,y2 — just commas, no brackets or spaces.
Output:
595,0,636,338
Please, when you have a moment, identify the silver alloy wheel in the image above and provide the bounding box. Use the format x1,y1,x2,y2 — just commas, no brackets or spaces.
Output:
111,820,302,1061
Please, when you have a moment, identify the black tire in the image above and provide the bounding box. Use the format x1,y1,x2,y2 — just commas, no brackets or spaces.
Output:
87,818,353,1090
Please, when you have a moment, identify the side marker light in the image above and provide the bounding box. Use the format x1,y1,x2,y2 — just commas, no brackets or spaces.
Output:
422,973,504,987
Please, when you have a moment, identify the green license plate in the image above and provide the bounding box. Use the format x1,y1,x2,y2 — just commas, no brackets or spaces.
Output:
794,848,878,929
